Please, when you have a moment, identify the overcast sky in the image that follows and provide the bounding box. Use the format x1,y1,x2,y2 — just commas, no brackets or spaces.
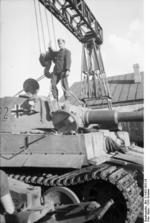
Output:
0,0,144,97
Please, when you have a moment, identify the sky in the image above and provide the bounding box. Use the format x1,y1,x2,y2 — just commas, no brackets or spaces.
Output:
0,0,144,97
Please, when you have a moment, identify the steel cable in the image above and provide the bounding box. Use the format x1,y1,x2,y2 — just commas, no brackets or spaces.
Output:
43,0,51,44
51,13,57,49
33,0,42,53
37,0,46,52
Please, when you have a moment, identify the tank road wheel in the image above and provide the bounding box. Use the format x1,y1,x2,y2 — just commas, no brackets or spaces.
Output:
44,187,80,207
82,181,127,223
41,187,80,223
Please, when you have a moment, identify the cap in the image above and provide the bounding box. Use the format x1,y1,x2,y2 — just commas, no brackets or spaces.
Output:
23,78,40,94
57,38,65,43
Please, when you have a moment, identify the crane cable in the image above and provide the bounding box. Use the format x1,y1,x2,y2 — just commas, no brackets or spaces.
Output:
43,0,53,100
37,0,46,52
33,0,42,53
14,0,56,97
43,0,51,44
14,0,46,97
51,13,57,49
14,0,78,104
42,0,57,98
14,0,54,97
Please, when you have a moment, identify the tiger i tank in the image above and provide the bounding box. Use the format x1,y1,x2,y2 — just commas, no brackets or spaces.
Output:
0,96,143,223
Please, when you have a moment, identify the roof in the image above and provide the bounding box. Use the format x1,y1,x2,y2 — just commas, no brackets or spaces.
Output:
63,72,144,107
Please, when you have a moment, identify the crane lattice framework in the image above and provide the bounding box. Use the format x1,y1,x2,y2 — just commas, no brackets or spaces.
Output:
39,0,112,109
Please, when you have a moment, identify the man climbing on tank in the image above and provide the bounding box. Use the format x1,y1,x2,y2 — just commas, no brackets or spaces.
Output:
21,78,52,120
39,38,71,102
20,78,40,114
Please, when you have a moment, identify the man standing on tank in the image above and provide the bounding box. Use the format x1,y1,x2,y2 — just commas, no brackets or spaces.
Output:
40,39,71,101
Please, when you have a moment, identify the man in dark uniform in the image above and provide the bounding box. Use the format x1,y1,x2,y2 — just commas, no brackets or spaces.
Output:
40,39,71,101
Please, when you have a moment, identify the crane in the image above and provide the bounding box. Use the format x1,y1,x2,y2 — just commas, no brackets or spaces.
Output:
0,2,143,223
39,0,112,109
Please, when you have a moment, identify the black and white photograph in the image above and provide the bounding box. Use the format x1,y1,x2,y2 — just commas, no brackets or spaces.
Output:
0,0,146,222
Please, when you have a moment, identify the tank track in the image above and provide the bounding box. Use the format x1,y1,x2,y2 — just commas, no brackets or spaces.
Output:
9,163,142,223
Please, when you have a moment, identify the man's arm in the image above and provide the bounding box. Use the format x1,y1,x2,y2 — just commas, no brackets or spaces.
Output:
39,48,55,78
39,50,53,67
0,170,15,215
1,194,15,215
65,50,71,71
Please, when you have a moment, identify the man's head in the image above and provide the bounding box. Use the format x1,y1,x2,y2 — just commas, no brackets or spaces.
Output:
23,78,39,98
57,38,65,49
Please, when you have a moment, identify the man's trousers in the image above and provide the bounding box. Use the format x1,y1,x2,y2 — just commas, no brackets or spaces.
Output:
51,72,69,100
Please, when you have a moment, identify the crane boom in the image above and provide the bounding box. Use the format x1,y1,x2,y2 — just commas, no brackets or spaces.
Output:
39,0,103,44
